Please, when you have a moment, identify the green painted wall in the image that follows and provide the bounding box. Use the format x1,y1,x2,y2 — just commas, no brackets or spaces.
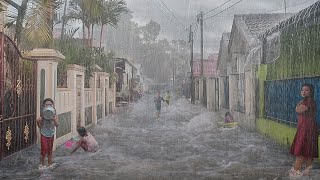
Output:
256,118,296,146
266,23,320,80
257,118,320,157
257,65,267,118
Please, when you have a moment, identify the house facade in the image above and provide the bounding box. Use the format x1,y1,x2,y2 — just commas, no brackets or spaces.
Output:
217,32,231,111
115,57,138,103
221,13,293,129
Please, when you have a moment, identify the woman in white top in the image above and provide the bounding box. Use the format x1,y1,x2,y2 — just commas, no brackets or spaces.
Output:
71,126,99,154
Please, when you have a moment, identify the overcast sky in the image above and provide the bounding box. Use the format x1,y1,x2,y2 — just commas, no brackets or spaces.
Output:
9,0,319,55
124,0,318,55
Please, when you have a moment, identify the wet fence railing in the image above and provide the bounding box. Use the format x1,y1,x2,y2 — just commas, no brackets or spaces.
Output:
264,76,320,127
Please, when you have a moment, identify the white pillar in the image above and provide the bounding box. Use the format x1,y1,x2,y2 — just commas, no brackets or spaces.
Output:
66,64,85,135
92,73,97,125
30,48,64,151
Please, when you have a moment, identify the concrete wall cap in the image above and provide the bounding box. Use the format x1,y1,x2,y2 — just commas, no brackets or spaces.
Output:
66,64,86,72
28,48,65,61
95,72,110,77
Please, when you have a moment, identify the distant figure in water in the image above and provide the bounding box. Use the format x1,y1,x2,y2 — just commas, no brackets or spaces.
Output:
164,91,171,106
71,126,99,154
289,83,318,177
154,91,165,119
224,112,234,123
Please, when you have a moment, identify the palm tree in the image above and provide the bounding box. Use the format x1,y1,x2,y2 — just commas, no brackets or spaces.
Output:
59,0,68,41
22,0,60,48
4,0,29,45
98,0,128,49
68,0,101,48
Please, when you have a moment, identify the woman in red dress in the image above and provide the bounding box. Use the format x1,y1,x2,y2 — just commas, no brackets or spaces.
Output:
289,83,318,177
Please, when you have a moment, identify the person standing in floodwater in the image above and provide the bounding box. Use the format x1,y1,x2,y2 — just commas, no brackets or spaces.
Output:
289,83,318,177
154,91,165,119
37,98,59,168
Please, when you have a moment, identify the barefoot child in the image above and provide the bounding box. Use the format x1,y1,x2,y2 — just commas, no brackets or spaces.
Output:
37,98,59,168
71,126,99,154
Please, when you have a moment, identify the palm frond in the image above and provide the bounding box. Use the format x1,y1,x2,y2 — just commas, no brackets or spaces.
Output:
65,27,80,38
22,0,56,47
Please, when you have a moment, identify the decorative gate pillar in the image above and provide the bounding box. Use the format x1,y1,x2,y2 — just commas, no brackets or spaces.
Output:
28,48,65,149
66,64,85,135
96,72,108,120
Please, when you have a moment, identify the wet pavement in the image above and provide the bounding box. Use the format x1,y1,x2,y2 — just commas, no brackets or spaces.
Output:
1,95,319,180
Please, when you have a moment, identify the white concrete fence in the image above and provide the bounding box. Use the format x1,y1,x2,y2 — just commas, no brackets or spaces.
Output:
30,48,116,150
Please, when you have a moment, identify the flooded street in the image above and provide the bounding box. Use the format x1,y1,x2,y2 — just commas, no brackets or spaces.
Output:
1,96,319,179
1,0,320,179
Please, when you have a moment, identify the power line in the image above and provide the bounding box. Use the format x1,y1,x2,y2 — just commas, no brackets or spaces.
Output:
158,0,185,27
204,0,244,20
150,0,172,18
145,0,178,27
149,0,185,28
266,0,314,13
203,0,233,15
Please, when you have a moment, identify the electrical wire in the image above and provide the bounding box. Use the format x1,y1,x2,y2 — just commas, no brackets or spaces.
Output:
203,0,233,15
204,0,244,20
146,0,177,25
266,0,315,13
158,0,185,27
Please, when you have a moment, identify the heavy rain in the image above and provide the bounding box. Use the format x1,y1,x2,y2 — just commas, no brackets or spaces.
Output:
0,0,320,179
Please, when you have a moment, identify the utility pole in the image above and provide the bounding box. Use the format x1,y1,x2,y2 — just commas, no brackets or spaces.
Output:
284,0,287,13
173,54,175,91
198,11,204,105
200,11,204,77
189,25,195,104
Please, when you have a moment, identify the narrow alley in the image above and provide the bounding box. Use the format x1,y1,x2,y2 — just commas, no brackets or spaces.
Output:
1,96,317,179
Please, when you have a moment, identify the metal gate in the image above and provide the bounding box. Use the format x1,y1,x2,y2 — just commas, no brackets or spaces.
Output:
0,32,37,160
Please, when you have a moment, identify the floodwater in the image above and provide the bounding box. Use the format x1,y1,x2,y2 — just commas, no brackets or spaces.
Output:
0,95,319,180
